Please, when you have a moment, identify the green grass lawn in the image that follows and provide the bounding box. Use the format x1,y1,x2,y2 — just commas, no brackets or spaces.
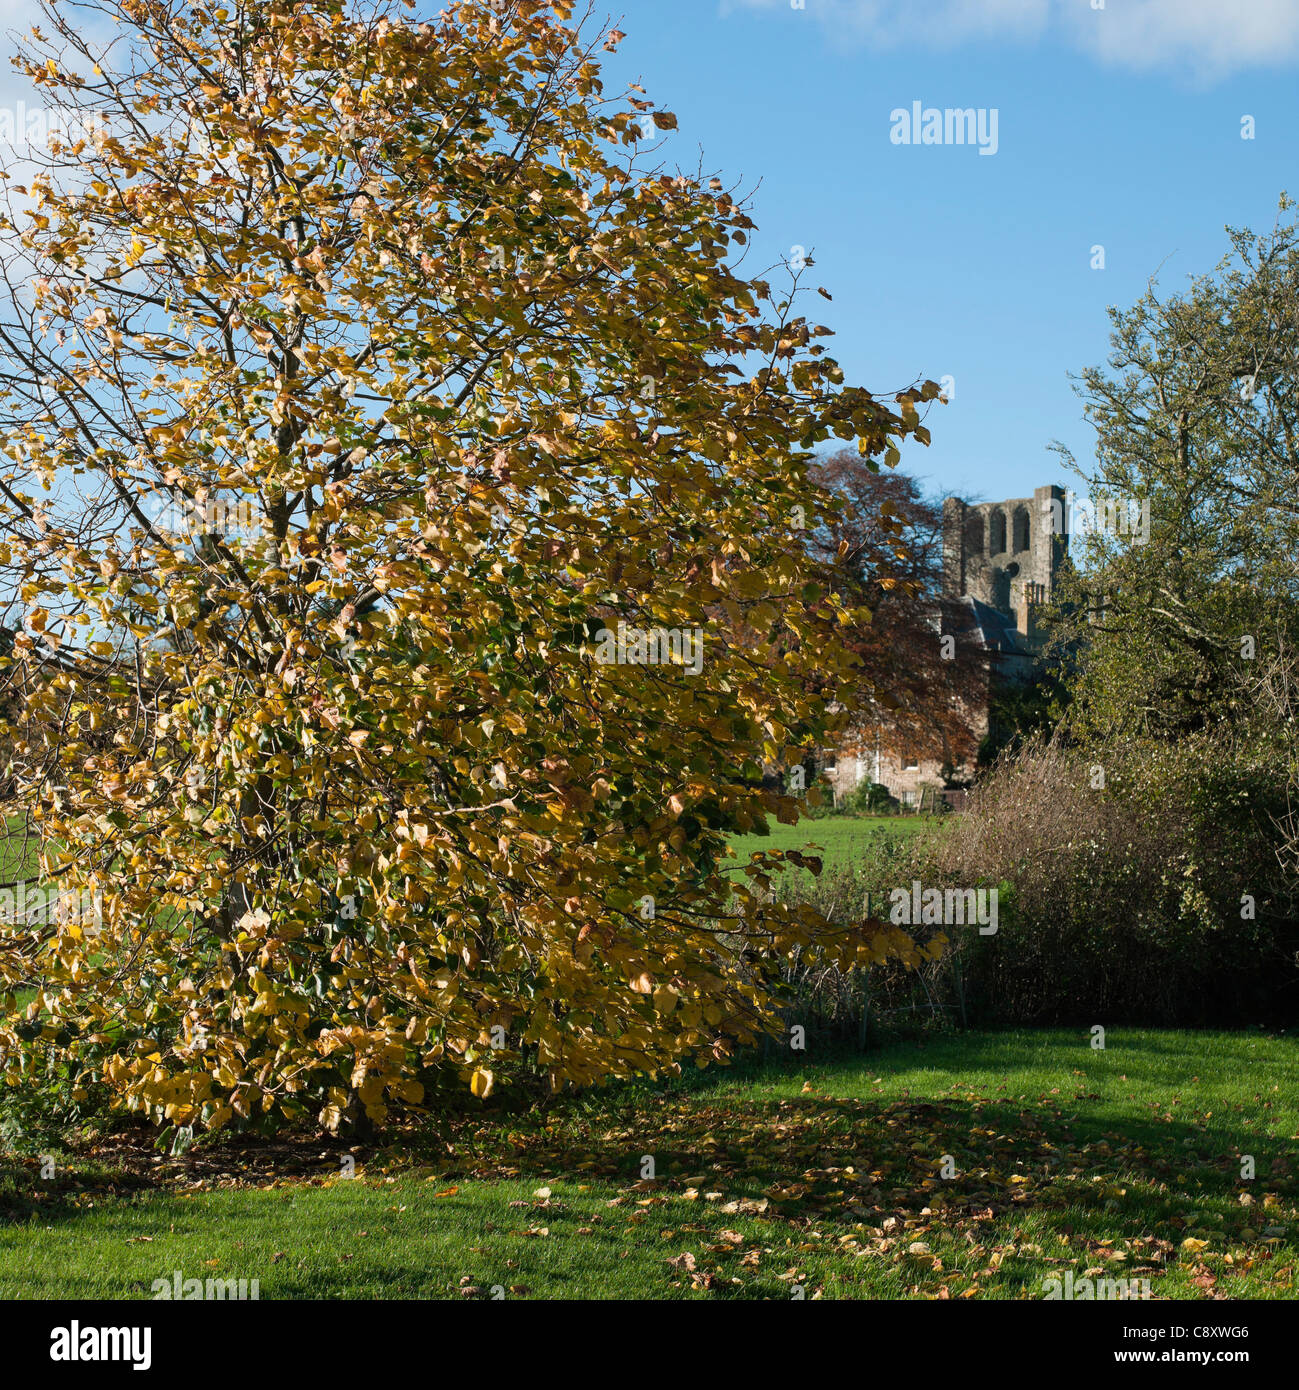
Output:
728,813,936,875
2,1029,1296,1300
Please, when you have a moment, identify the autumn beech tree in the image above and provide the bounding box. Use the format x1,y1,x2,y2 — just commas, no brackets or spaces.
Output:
0,0,940,1134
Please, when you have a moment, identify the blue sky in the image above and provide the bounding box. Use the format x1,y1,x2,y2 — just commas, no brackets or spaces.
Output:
0,0,1294,506
597,0,1299,505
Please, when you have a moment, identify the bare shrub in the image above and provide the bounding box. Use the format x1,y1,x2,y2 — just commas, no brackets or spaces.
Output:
930,735,1297,1024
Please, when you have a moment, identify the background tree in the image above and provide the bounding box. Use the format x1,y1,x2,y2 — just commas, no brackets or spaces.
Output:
806,452,988,781
1050,199,1299,742
0,0,938,1133
1037,202,1299,1003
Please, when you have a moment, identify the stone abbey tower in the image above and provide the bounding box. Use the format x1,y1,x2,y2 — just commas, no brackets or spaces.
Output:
941,484,1067,645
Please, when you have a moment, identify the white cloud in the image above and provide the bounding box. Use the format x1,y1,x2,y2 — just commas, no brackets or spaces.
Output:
728,0,1299,79
724,0,1048,44
1063,0,1299,78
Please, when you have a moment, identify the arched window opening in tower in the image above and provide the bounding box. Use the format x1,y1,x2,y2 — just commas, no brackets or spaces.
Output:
989,509,1007,554
1012,505,1030,552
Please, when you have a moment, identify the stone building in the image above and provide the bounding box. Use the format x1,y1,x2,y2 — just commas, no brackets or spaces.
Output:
823,484,1067,808
942,485,1067,664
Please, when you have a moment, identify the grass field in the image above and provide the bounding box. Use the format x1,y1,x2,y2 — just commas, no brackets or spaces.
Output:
728,814,936,874
2,1029,1295,1300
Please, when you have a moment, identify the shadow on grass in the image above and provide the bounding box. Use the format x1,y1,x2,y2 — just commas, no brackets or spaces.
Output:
5,1035,1296,1266
10,1086,1295,1300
